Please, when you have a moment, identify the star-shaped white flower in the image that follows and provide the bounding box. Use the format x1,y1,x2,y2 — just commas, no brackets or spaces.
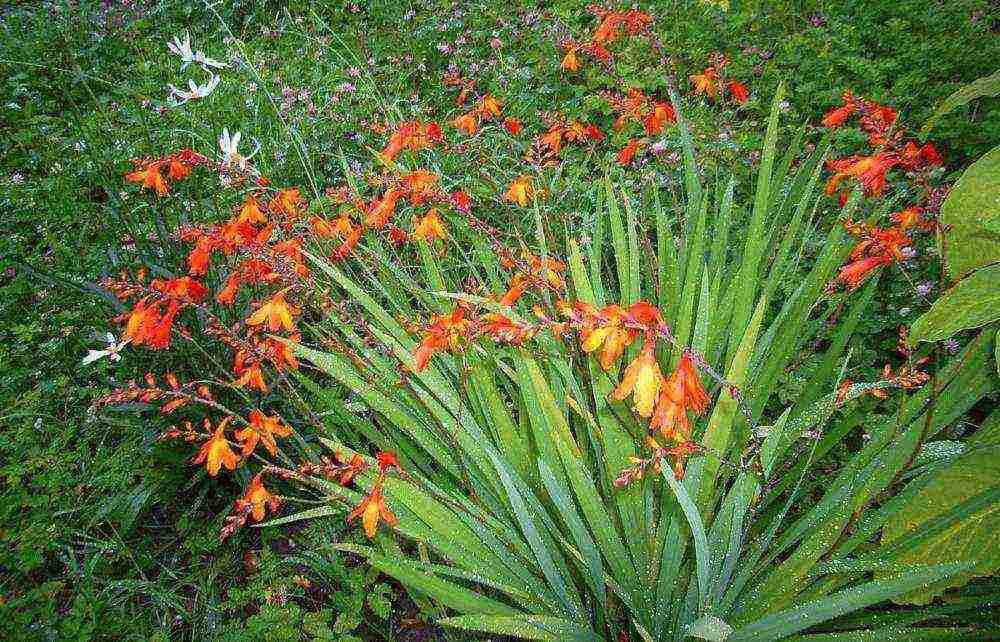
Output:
82,332,129,365
218,127,259,173
167,32,227,71
167,75,220,106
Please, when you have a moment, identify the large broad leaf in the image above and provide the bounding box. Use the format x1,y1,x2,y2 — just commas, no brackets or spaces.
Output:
880,445,1000,604
923,70,1000,135
941,145,1000,279
908,264,1000,344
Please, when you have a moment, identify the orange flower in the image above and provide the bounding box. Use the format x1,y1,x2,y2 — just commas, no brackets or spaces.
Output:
400,169,439,205
822,103,856,128
450,189,471,213
580,305,636,370
452,111,478,135
728,81,748,104
478,94,502,120
835,254,892,291
617,139,640,166
612,338,663,417
125,163,169,196
191,418,240,476
650,355,710,443
237,473,282,522
234,360,267,391
246,290,299,332
504,174,534,207
412,305,472,371
499,273,529,307
504,118,523,136
235,410,293,456
377,451,400,473
366,187,403,229
268,188,305,218
237,196,267,225
348,482,398,539
412,208,447,243
890,206,929,231
690,67,719,99
540,126,565,154
644,102,676,135
561,48,581,72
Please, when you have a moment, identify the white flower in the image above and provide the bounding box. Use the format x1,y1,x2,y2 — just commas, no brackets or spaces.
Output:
167,75,220,106
82,332,129,365
167,32,228,71
218,127,259,175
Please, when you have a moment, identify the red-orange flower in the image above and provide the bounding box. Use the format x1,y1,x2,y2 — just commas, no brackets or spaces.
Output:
412,208,447,243
191,418,240,476
237,473,282,522
452,111,478,135
246,289,299,332
690,67,719,99
504,175,534,207
613,337,663,417
835,254,892,291
617,139,640,166
650,355,710,443
235,410,292,456
348,482,398,539
580,305,636,371
504,118,523,136
412,305,472,371
125,163,169,196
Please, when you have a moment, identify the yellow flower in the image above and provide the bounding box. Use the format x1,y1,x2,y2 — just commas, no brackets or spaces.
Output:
504,174,533,207
613,340,663,417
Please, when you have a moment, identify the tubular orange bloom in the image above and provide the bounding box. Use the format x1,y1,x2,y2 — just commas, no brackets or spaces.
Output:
499,273,529,307
540,126,565,154
450,189,471,213
822,103,856,128
504,174,533,207
377,451,400,473
237,196,267,224
504,118,523,136
238,473,282,522
890,206,929,231
650,355,710,442
412,304,472,371
452,111,478,135
412,208,447,243
561,48,581,72
167,158,192,180
690,67,719,99
478,94,502,120
387,226,409,245
152,275,207,302
617,139,640,166
836,254,892,291
400,169,439,205
234,360,267,391
366,187,403,229
246,289,299,332
125,164,169,196
348,482,398,539
728,81,748,104
644,102,676,135
191,418,240,476
664,441,701,480
580,305,637,371
235,410,293,456
613,338,663,417
268,188,305,218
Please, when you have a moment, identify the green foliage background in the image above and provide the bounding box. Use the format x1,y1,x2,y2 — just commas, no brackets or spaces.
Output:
1,0,997,639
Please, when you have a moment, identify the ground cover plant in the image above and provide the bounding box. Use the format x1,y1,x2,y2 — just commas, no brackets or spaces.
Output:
2,0,999,639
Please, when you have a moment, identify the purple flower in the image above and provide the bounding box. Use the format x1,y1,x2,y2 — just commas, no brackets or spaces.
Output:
944,338,960,354
916,281,934,297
